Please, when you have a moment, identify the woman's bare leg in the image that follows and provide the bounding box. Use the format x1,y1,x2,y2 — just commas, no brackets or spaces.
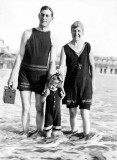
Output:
69,107,78,132
80,109,90,136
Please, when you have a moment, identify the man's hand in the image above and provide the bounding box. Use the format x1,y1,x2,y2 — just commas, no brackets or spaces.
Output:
40,88,50,103
7,77,13,89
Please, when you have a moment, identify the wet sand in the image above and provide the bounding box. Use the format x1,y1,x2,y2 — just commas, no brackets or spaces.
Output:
0,69,117,160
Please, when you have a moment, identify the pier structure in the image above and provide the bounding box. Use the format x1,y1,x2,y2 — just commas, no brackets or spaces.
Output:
0,39,16,69
1,39,117,74
94,56,117,74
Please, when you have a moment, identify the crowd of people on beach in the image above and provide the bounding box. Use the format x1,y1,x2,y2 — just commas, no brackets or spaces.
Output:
7,5,96,141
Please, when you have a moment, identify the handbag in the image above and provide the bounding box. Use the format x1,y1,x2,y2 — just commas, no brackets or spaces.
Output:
3,86,16,104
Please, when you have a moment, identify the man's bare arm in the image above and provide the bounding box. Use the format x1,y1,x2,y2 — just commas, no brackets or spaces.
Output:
8,30,32,87
47,33,58,78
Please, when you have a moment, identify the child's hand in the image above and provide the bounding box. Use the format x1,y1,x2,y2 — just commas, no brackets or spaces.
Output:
58,87,65,99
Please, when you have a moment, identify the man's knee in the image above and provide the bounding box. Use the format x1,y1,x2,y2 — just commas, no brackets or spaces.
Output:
22,102,31,114
35,93,44,111
36,102,45,114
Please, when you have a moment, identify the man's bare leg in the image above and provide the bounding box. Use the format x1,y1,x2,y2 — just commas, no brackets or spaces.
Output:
20,91,32,134
35,94,45,132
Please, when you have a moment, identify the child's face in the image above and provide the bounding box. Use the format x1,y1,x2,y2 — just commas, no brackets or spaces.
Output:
48,79,59,91
71,27,83,41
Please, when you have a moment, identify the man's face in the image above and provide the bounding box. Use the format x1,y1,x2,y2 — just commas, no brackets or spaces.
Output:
39,9,53,27
71,27,83,41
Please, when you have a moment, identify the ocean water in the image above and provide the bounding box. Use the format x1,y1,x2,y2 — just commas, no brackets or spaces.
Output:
0,69,117,160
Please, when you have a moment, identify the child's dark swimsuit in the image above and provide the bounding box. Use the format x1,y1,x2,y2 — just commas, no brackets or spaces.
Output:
63,42,92,109
17,28,51,94
44,90,61,131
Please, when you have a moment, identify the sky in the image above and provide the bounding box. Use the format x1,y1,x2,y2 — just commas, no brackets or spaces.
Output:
0,0,117,57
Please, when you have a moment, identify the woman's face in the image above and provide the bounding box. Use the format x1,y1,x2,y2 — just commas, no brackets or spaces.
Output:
71,26,83,41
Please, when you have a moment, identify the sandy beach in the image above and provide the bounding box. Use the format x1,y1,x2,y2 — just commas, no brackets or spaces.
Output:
0,69,117,160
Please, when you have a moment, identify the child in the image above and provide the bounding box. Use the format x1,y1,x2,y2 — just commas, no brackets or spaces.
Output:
40,72,65,103
41,72,65,137
59,21,96,140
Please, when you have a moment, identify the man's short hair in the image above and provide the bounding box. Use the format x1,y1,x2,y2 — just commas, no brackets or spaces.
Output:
40,6,54,17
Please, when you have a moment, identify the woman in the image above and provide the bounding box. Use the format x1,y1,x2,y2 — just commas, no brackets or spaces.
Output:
59,21,96,140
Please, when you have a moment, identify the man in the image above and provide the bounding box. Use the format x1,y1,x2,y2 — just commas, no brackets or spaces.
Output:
8,6,57,136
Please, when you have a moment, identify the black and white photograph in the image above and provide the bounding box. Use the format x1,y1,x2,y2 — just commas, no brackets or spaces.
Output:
0,0,117,159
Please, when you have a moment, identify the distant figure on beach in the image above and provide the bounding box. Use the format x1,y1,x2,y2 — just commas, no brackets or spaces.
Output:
59,21,96,140
8,6,57,136
41,72,65,137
